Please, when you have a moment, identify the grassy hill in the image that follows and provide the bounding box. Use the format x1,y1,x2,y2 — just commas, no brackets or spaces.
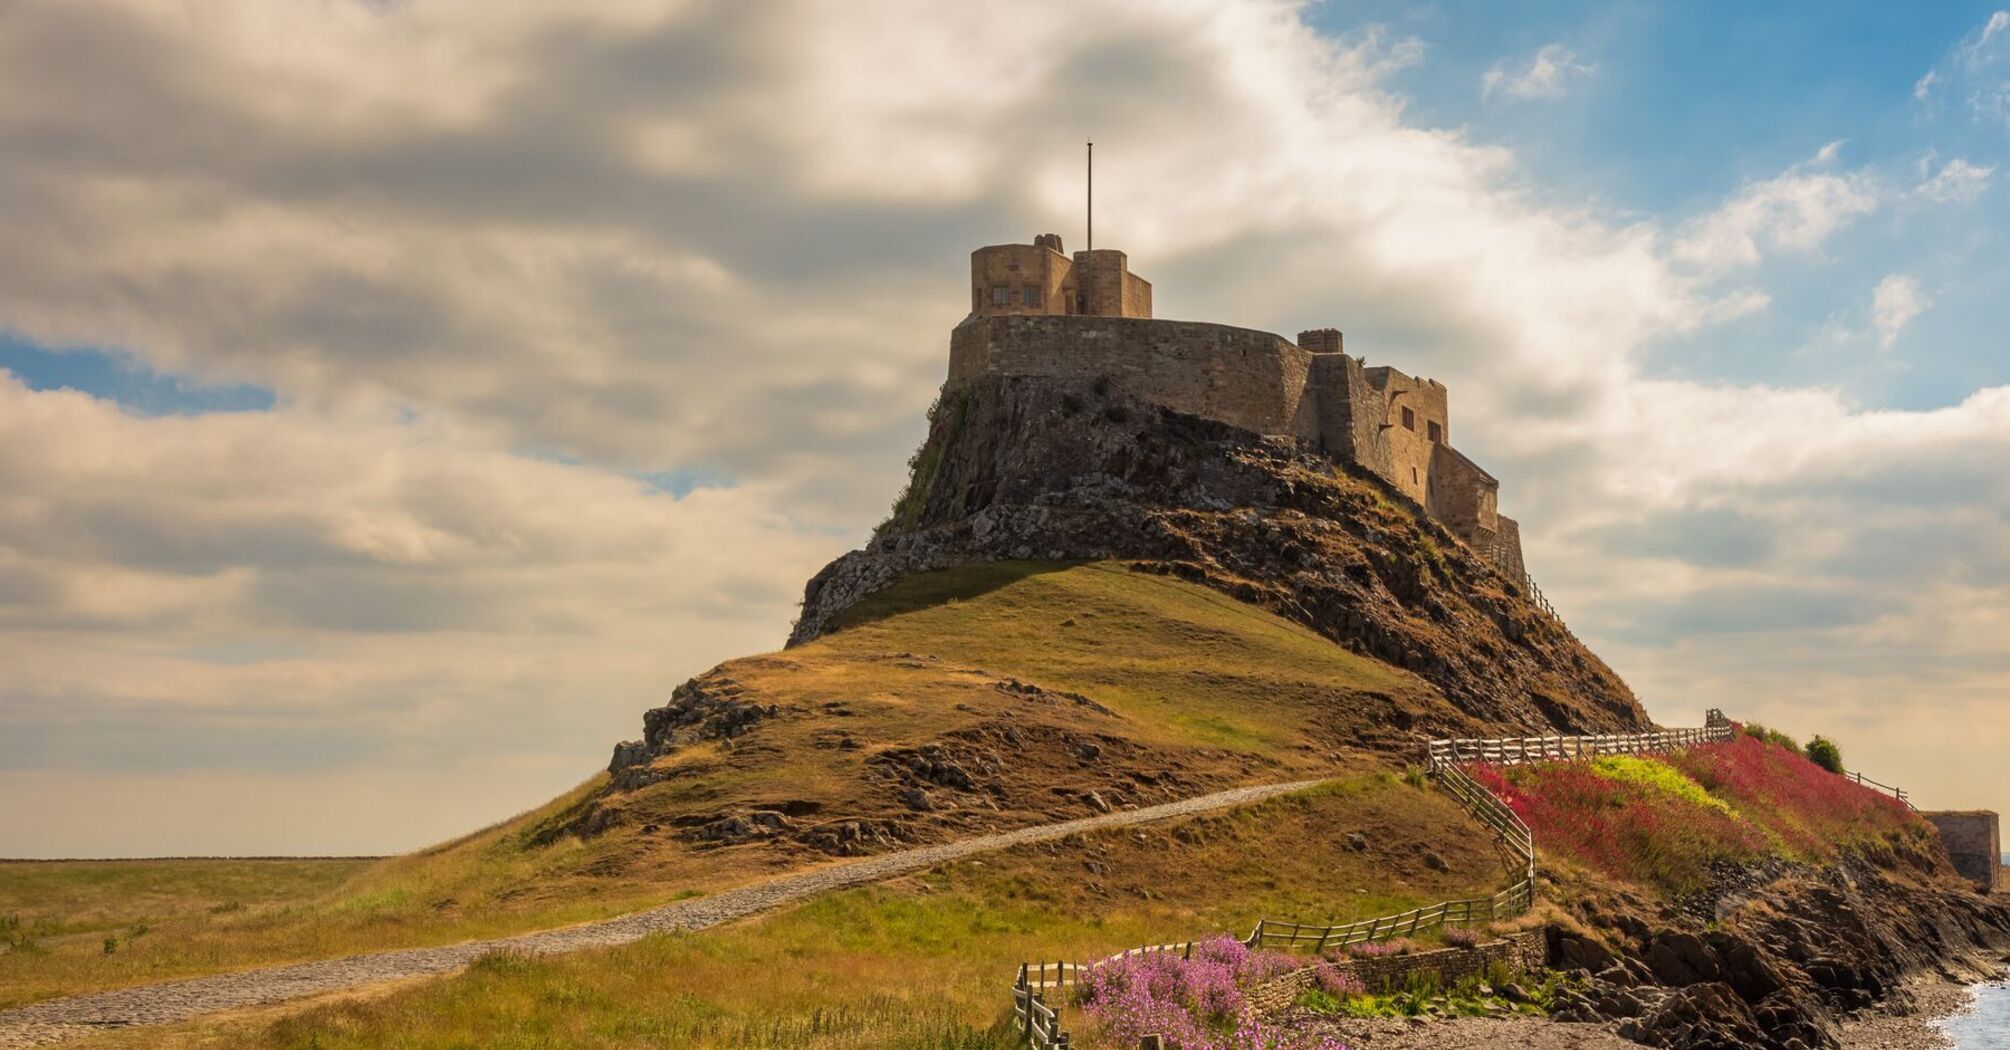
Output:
0,561,1477,1009
57,778,1514,1050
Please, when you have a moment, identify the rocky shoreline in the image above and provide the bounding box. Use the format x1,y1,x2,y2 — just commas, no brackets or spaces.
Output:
1837,975,1987,1050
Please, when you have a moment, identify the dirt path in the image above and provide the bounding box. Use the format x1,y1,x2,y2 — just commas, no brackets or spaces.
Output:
0,778,1323,1048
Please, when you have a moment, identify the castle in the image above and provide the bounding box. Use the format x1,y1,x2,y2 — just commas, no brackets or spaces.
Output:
959,234,1526,580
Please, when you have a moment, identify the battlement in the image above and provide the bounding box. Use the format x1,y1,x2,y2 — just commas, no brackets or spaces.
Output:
970,234,1152,320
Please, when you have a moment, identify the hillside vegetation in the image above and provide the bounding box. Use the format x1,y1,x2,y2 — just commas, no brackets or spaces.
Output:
0,561,1473,1007
1473,733,1931,893
59,779,1513,1050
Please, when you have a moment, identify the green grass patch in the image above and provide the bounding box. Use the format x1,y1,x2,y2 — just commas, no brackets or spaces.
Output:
1587,755,1734,815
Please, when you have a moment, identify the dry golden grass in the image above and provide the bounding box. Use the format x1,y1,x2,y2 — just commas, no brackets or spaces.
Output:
67,777,1509,1050
3,561,1459,1009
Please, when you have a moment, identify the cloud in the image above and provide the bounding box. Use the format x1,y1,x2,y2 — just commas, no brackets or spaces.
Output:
1482,43,1594,101
1917,10,2010,128
1915,155,1996,203
1869,274,1929,348
1673,149,1880,272
1,0,2008,851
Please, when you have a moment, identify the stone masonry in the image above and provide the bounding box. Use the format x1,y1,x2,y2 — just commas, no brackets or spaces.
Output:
1923,810,2000,893
1243,931,1550,1014
951,237,1527,577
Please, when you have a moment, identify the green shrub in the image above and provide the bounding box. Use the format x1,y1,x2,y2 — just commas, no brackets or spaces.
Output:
1743,722,1801,754
1804,735,1844,774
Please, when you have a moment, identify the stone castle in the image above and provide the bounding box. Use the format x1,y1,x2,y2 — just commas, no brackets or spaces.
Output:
957,234,1527,580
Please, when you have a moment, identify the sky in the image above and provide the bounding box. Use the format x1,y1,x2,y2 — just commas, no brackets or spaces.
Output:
2,0,2008,856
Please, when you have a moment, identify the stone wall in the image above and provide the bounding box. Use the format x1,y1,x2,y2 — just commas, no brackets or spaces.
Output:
942,313,1528,582
969,243,1071,317
968,240,1151,319
1365,367,1448,506
1429,444,1500,545
1243,931,1550,1015
1924,811,2000,893
947,315,1319,440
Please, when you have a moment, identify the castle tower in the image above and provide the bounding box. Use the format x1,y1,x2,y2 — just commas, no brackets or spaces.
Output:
969,234,1151,319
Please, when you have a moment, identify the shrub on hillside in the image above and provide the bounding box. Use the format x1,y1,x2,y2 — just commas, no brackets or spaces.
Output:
1442,926,1482,948
1470,759,1770,892
1804,735,1844,774
1077,936,1348,1050
1667,735,1916,858
1741,722,1802,754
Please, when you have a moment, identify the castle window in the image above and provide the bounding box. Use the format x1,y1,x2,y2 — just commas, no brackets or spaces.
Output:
1022,285,1041,307
1401,406,1416,430
1427,421,1442,443
991,286,1012,306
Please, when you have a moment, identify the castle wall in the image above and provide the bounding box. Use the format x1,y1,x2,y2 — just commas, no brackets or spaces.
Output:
970,243,1071,316
947,315,1315,439
1429,444,1500,545
1494,516,1526,581
1365,368,1448,507
1924,811,2000,893
1064,249,1152,318
944,314,1530,584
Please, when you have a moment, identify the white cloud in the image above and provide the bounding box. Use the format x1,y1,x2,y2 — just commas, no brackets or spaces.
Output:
1870,274,1929,348
1673,150,1880,272
1482,43,1594,101
1918,10,2010,127
1,0,2007,850
1915,155,1995,203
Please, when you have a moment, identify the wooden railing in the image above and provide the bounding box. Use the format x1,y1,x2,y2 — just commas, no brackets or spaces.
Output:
1846,770,1916,812
1426,723,1733,769
1005,711,1735,1048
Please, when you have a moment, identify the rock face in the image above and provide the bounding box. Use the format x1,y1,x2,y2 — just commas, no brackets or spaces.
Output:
605,673,778,791
793,374,1647,737
1550,848,2010,1049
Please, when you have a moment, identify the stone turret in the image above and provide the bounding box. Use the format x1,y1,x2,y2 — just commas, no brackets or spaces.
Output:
969,234,1152,319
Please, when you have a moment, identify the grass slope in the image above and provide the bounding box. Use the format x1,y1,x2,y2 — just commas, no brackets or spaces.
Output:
65,778,1512,1050
1472,734,1931,893
1,562,1460,1007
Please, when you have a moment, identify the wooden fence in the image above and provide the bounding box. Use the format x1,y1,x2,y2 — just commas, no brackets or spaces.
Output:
1845,770,1916,812
1004,711,1734,1048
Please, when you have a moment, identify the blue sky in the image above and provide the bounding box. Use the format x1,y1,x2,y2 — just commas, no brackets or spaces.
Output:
1311,2,2010,412
2,1,2007,855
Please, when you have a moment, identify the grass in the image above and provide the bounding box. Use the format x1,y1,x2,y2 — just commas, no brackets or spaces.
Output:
63,778,1510,1050
2,562,1462,1008
1470,734,1931,893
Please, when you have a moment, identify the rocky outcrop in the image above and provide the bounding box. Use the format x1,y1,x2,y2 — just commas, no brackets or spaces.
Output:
792,374,1647,738
605,672,779,791
1550,847,2010,1049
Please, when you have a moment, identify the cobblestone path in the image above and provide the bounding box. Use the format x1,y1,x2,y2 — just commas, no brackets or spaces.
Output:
0,779,1322,1047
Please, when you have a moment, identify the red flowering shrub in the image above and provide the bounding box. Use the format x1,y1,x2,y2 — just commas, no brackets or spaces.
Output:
1470,761,1770,892
1468,733,1927,893
1667,733,1919,857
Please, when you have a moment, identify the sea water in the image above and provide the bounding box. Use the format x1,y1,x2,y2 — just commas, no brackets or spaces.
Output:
1941,982,2010,1048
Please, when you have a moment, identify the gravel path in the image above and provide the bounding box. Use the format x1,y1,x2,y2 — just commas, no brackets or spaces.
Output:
0,779,1323,1048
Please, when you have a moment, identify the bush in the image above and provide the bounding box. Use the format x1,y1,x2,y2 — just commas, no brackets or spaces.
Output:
1742,722,1802,754
1442,926,1481,948
1804,735,1844,774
